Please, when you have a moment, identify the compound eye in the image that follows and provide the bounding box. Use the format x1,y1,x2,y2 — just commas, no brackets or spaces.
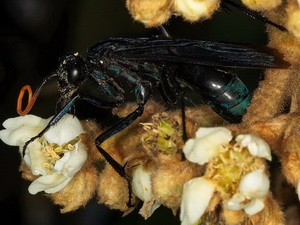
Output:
68,67,82,85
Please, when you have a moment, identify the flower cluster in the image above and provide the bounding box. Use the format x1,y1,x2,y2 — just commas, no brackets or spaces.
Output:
181,127,272,225
125,0,285,28
126,0,220,27
0,114,87,194
0,100,291,224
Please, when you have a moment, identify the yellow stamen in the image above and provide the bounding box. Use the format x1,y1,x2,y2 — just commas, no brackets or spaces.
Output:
43,162,51,168
67,144,75,150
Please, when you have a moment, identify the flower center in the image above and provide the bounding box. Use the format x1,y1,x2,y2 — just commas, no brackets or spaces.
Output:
141,112,183,155
41,137,79,174
205,141,264,198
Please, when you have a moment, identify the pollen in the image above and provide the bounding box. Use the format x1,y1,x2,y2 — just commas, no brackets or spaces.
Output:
206,140,264,198
141,112,183,155
40,137,79,173
50,149,60,160
42,162,51,168
67,143,75,150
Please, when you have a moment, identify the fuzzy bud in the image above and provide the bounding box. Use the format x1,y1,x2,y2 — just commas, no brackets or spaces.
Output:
173,0,220,22
126,0,172,27
286,1,300,39
241,0,282,11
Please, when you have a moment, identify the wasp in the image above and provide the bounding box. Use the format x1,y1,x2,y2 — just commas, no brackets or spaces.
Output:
17,36,287,180
15,2,288,206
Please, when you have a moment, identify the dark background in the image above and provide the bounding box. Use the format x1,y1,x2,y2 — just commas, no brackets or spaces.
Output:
0,0,269,224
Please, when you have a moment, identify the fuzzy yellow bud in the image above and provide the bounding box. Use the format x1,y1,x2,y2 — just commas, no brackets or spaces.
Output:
285,0,300,39
126,0,172,27
286,8,300,38
173,0,220,22
241,0,282,11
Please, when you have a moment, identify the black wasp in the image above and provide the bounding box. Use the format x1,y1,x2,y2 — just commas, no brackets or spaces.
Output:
16,2,287,205
18,36,286,178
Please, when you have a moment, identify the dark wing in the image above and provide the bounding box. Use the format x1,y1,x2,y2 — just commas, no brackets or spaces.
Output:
107,37,287,69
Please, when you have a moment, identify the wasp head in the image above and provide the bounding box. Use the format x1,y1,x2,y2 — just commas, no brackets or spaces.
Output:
57,53,87,106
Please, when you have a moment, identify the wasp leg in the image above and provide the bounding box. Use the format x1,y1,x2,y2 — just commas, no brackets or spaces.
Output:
22,93,120,155
159,67,187,142
94,105,144,172
222,0,287,31
94,80,152,207
94,105,144,207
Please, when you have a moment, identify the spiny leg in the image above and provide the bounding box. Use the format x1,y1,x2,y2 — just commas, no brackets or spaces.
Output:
94,105,144,207
94,81,151,207
222,0,286,31
22,93,120,155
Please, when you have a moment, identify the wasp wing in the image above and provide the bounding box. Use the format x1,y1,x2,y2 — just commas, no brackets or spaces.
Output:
106,37,287,69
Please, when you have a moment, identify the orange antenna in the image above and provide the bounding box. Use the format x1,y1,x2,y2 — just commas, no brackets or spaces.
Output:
17,85,41,116
16,73,58,116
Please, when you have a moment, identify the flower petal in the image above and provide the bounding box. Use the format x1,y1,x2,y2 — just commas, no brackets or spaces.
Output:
244,199,265,215
239,169,270,199
28,173,71,194
223,193,246,211
54,142,87,178
235,134,271,160
183,127,232,165
132,165,160,219
139,199,161,219
24,141,47,176
44,114,84,145
132,166,153,201
180,177,215,225
0,115,46,146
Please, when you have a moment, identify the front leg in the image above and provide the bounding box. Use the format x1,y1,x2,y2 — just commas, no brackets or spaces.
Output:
22,93,121,155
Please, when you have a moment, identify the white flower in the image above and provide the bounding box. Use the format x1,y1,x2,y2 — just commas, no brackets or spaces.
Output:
132,166,161,219
182,127,271,218
183,127,232,165
224,169,270,215
236,134,272,160
0,114,87,194
180,177,215,225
